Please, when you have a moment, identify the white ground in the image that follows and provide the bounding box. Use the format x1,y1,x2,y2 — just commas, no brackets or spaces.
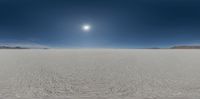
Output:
0,49,200,99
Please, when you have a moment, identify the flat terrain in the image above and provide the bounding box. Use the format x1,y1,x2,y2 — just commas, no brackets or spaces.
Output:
0,49,200,99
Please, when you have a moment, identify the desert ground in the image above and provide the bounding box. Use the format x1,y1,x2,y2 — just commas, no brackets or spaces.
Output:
0,49,200,99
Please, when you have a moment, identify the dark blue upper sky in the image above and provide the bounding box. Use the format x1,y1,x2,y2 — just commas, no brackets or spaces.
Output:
0,0,200,48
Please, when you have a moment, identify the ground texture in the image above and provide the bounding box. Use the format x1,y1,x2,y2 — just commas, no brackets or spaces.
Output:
0,49,199,99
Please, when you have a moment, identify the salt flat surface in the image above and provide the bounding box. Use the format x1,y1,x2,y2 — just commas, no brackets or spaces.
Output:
0,49,200,99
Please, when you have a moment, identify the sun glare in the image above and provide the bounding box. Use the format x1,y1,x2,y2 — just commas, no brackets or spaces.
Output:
82,24,91,32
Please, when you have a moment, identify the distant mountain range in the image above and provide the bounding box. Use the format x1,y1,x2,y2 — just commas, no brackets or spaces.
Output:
170,45,200,49
0,43,49,49
0,44,199,49
148,45,200,49
0,46,28,49
0,46,48,49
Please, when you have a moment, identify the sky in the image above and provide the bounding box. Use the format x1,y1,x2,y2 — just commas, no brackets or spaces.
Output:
0,0,200,48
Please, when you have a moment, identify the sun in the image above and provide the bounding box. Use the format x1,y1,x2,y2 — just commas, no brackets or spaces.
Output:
82,24,91,32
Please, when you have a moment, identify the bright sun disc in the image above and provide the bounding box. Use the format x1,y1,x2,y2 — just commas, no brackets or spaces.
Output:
82,24,91,32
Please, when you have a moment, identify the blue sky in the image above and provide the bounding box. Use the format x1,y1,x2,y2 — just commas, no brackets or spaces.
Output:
0,0,200,48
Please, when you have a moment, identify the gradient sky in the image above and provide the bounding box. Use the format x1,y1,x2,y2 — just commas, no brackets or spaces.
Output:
0,0,200,48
